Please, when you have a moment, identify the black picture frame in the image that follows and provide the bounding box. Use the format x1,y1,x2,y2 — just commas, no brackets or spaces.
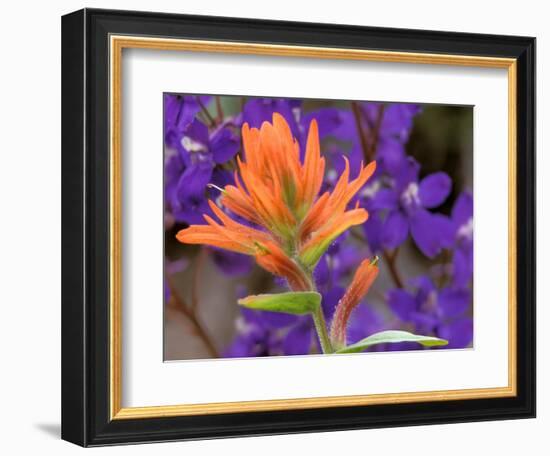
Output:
62,8,536,447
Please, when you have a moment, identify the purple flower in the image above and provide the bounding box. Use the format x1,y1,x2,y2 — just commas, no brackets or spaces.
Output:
364,157,453,258
224,307,288,357
166,114,239,225
346,302,388,349
388,276,473,349
164,94,210,149
450,192,474,288
170,160,214,224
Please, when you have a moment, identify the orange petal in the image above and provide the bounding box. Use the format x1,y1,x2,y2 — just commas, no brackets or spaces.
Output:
299,208,368,267
176,225,252,255
302,119,323,206
330,257,379,348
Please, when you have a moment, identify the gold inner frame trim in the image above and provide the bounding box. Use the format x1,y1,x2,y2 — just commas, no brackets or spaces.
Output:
109,35,517,420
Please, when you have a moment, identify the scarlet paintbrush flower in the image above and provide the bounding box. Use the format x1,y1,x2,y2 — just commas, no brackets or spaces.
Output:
330,257,379,349
176,112,376,291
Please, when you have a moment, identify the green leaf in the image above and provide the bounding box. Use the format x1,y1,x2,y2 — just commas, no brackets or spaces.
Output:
335,330,448,354
238,291,322,315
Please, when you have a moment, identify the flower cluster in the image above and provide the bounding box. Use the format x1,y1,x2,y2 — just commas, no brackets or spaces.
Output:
164,95,473,358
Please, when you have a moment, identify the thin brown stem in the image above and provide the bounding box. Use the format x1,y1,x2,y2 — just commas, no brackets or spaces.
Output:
383,248,404,289
351,102,403,290
215,96,224,123
195,96,216,127
351,101,373,163
166,275,219,358
351,101,386,164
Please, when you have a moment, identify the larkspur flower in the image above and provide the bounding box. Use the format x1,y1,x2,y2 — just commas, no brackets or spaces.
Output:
450,192,474,288
176,112,376,291
164,94,211,149
168,118,240,224
388,276,472,349
164,96,254,277
363,156,453,257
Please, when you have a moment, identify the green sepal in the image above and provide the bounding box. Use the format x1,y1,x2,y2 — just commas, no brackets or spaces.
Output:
238,291,322,315
335,330,448,354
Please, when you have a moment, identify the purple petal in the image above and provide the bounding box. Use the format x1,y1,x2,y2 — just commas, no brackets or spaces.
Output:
410,209,452,258
363,211,384,253
392,156,420,191
383,341,423,352
410,275,436,303
243,308,297,330
435,213,456,249
369,188,399,211
164,278,170,303
210,249,253,277
171,161,213,223
210,168,233,191
321,286,344,320
419,172,452,208
377,138,407,175
382,210,409,249
303,108,343,138
452,192,474,226
331,245,362,282
452,245,473,288
184,118,210,146
438,288,471,318
328,110,357,142
177,161,213,199
164,95,209,148
313,254,330,288
379,103,422,142
409,311,439,333
346,303,386,345
164,154,186,203
388,289,417,321
209,127,239,164
283,325,313,355
438,317,473,349
171,198,211,225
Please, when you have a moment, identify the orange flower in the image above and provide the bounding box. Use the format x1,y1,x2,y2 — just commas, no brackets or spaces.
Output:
176,112,376,290
329,257,379,348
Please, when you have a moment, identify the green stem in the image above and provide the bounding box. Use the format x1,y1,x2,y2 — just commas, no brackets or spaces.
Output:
312,301,333,354
296,267,333,354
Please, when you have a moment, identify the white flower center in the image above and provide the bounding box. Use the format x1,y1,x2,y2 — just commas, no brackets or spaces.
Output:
360,180,381,198
457,217,474,241
181,135,207,153
326,169,338,183
401,182,420,207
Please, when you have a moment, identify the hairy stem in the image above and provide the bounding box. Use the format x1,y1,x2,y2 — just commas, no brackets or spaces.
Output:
312,304,334,354
298,269,333,354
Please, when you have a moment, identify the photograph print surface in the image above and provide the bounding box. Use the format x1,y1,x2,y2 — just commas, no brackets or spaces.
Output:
163,94,473,361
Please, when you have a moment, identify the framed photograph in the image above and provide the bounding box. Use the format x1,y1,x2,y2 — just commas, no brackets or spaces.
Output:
61,8,535,447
